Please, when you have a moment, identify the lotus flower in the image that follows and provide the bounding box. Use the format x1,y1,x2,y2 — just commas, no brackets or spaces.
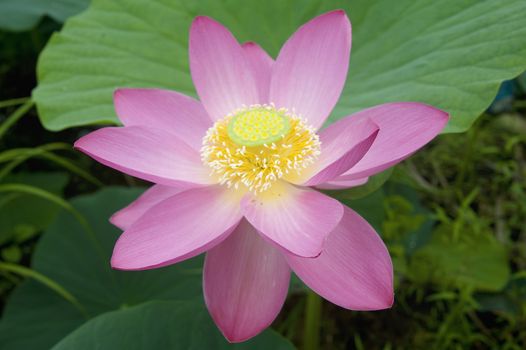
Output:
75,10,448,342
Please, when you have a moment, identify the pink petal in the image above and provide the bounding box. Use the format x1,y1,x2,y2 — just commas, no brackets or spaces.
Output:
316,177,369,190
290,117,378,186
241,182,343,258
242,42,273,103
114,88,212,151
204,220,290,342
270,10,351,130
111,186,243,270
286,206,394,310
190,16,259,121
74,126,215,187
339,102,449,180
110,184,186,230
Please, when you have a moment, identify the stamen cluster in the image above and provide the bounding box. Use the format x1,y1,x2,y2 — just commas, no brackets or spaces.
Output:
201,104,321,193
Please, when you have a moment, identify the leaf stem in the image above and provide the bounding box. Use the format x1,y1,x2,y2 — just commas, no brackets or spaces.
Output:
303,290,322,350
0,143,103,186
0,183,105,261
0,97,30,109
0,262,88,317
0,99,34,140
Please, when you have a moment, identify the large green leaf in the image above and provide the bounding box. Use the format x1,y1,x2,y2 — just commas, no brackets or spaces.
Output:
409,238,510,292
0,0,89,31
0,187,187,349
0,280,85,349
0,188,214,348
341,188,386,232
476,277,526,319
33,0,526,132
52,300,294,350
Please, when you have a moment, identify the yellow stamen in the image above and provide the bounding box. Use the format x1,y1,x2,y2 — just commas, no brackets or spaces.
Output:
201,104,321,193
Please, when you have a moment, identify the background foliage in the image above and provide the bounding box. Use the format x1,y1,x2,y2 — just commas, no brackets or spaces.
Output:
0,0,525,349
33,0,526,132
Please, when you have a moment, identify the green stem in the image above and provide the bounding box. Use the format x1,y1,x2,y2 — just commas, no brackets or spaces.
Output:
0,183,104,259
0,262,88,318
303,290,323,350
0,99,34,140
0,97,30,109
0,143,104,186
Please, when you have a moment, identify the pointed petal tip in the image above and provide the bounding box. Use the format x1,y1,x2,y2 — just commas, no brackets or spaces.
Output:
402,102,451,132
72,126,214,187
112,87,146,100
109,253,131,271
285,206,394,311
190,16,220,36
336,102,450,180
189,12,259,120
204,221,290,343
210,314,271,344
242,41,257,47
367,290,394,311
403,101,450,122
72,140,81,150
358,269,394,311
269,8,351,130
108,212,124,230
109,257,143,271
73,134,90,152
110,253,168,271
242,41,269,54
192,15,212,24
385,292,395,309
320,9,351,27
113,87,127,99
363,284,394,311
364,253,394,312
222,330,260,344
109,245,158,271
312,286,394,311
110,240,139,270
191,15,224,32
326,9,347,18
214,316,274,343
112,88,121,100
109,261,142,272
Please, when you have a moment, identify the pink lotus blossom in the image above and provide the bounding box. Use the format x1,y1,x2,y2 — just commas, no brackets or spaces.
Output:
75,10,448,342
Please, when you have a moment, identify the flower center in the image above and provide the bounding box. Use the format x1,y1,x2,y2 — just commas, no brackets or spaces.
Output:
227,106,291,147
201,104,321,193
